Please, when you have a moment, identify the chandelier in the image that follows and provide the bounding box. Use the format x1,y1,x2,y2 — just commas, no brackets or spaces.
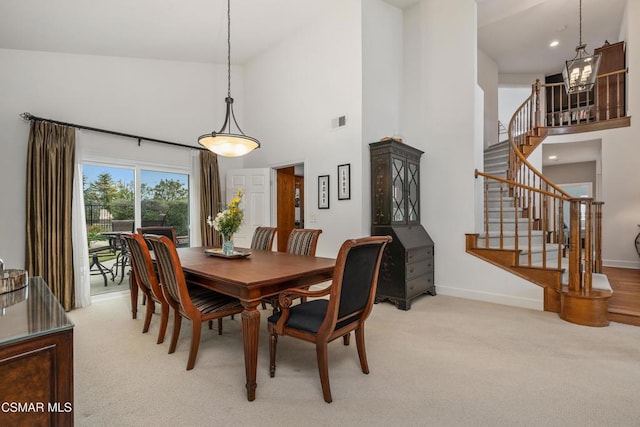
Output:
562,0,601,94
198,0,260,157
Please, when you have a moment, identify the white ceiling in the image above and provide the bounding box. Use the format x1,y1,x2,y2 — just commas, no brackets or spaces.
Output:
0,0,624,167
0,0,626,73
542,139,601,167
478,0,627,75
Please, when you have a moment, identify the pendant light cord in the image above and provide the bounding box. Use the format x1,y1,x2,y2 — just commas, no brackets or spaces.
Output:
227,0,231,98
579,0,583,47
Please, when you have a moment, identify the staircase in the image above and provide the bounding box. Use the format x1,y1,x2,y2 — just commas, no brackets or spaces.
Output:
481,142,561,268
466,77,631,327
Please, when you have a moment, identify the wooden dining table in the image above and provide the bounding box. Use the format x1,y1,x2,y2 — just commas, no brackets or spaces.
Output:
130,246,335,401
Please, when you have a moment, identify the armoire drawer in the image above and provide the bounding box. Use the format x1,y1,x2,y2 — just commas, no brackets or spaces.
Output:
407,273,434,299
406,246,433,263
406,259,433,280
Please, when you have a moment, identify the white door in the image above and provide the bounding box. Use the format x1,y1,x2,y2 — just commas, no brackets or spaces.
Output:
226,168,271,248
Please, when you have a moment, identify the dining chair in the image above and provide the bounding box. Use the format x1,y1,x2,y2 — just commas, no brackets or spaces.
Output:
267,235,392,403
250,227,277,251
121,232,169,344
261,228,323,312
286,228,322,256
145,234,244,371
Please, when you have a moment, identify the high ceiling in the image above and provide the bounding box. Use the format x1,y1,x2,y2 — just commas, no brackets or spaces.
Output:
0,0,626,75
478,0,626,75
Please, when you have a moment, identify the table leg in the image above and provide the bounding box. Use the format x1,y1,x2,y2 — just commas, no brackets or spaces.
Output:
241,301,261,401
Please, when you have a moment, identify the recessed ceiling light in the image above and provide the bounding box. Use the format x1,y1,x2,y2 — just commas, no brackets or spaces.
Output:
550,40,559,47
548,155,558,160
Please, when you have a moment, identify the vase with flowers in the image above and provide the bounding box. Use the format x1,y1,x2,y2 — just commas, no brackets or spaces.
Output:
207,188,244,255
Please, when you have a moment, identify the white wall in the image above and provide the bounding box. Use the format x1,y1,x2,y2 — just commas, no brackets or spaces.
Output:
242,0,364,257
402,0,542,309
498,86,531,132
362,0,404,236
478,49,499,147
0,48,233,268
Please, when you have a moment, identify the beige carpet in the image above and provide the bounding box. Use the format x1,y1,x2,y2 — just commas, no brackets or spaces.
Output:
69,292,640,426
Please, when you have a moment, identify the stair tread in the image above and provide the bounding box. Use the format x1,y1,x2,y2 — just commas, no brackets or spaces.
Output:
479,243,560,254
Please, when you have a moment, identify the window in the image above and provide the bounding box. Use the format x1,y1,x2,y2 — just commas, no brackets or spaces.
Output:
83,164,191,246
140,169,190,246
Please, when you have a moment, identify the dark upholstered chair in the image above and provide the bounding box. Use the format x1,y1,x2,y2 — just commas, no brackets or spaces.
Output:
286,228,322,256
121,232,169,344
261,228,323,312
268,235,392,403
145,234,243,371
250,227,277,251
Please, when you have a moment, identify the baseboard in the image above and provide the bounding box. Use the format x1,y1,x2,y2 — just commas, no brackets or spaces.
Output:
436,286,544,311
603,259,640,269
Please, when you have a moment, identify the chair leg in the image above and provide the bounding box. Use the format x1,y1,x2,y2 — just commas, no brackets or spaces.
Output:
217,318,223,335
269,324,278,378
169,311,182,354
142,299,155,333
208,320,213,330
355,327,369,374
187,320,202,371
157,303,169,344
316,342,332,403
342,332,350,346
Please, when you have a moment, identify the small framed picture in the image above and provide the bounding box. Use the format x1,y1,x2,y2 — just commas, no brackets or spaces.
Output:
338,163,351,200
318,175,330,209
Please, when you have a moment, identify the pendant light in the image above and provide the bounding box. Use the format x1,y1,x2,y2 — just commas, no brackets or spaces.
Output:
562,0,601,95
198,0,260,157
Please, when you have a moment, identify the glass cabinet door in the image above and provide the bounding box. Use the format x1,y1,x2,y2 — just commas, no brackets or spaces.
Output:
392,157,406,223
407,161,419,223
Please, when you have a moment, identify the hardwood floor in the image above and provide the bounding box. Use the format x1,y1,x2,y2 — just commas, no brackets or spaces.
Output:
603,266,640,326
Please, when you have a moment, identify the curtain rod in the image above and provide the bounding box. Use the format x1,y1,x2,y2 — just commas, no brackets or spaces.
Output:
19,112,204,151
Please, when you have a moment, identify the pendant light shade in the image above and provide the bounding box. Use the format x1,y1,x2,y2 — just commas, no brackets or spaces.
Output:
198,0,260,157
562,0,601,94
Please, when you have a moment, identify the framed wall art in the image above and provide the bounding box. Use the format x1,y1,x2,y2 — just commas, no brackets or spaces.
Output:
337,163,351,200
318,175,330,209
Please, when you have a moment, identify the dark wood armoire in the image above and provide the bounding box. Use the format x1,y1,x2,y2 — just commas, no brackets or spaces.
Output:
369,140,435,311
594,41,625,120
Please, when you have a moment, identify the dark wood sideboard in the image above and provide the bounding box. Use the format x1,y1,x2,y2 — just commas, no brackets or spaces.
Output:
0,277,74,426
370,140,435,310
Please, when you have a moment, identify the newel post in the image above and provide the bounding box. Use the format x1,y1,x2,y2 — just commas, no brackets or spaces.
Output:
593,202,604,273
583,199,593,293
568,199,582,293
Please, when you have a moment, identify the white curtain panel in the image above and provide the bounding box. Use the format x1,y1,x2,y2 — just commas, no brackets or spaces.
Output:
72,133,91,308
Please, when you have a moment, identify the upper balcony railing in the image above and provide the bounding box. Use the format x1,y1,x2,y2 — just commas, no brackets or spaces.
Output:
541,69,627,128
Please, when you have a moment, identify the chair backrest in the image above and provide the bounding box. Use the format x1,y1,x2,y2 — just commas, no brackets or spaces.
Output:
250,227,277,251
286,229,322,256
144,234,192,312
319,236,392,335
137,226,177,244
121,233,165,304
112,219,134,232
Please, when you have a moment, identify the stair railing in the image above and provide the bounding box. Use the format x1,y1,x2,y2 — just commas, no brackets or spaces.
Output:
480,79,606,294
544,69,627,126
476,169,566,271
